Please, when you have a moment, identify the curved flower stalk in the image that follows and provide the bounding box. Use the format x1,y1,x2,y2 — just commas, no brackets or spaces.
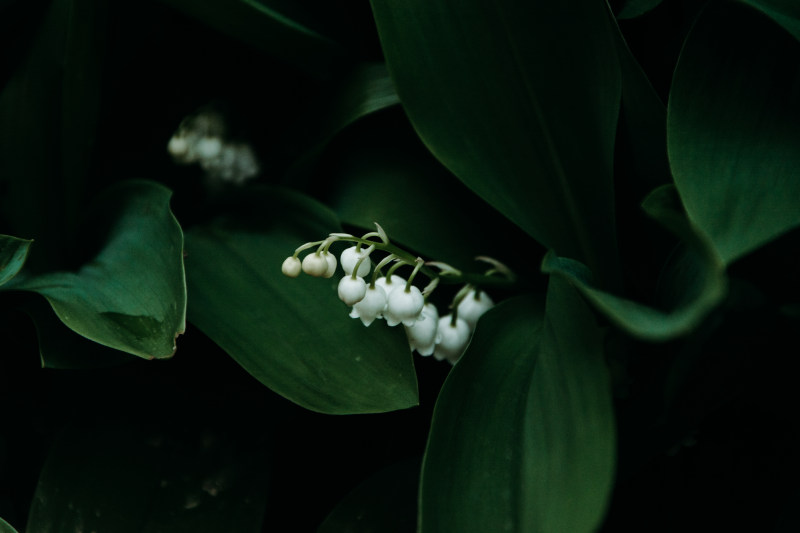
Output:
281,223,514,365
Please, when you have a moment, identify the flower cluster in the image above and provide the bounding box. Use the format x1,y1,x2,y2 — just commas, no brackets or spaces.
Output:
282,224,509,365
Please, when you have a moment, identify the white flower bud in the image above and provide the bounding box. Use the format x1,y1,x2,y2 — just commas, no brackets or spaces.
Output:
281,256,301,277
195,136,223,159
404,303,439,356
384,285,424,327
434,315,471,364
302,253,328,277
374,275,405,298
322,252,337,278
457,289,494,328
340,246,371,277
167,135,189,158
338,276,367,306
349,284,387,326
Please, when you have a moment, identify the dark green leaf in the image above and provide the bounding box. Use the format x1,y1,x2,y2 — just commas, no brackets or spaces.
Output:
668,1,800,264
317,457,420,533
155,0,346,77
370,1,622,286
542,185,727,341
184,186,418,414
419,281,615,533
0,517,19,533
742,0,800,41
5,181,187,360
617,0,664,19
0,234,31,286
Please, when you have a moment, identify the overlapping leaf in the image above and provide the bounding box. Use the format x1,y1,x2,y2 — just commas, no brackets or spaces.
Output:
5,181,187,360
184,186,418,415
419,281,615,533
0,235,31,286
370,1,622,286
668,1,800,264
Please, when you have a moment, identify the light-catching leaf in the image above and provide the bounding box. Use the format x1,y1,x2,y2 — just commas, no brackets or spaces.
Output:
542,185,727,341
0,517,18,533
370,0,622,286
419,281,615,533
668,1,800,264
742,0,800,41
617,0,664,19
5,181,187,360
0,234,31,286
184,186,418,415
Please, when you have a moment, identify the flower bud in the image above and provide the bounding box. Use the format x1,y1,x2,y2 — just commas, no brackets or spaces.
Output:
457,289,494,328
340,246,371,277
302,253,328,277
338,276,367,306
349,284,387,326
281,256,301,277
374,275,405,298
404,303,439,356
434,315,471,364
322,251,337,278
384,285,424,327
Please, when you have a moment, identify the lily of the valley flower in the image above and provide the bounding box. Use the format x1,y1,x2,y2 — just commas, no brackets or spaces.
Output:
281,256,301,278
404,303,439,356
302,253,329,277
349,284,388,326
457,289,494,328
340,246,371,277
338,275,367,306
385,285,424,327
434,315,471,364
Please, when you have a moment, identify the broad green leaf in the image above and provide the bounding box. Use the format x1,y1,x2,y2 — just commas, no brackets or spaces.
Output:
0,517,18,533
317,457,420,533
26,417,269,533
542,185,727,341
370,1,622,287
5,181,187,360
617,0,664,19
155,0,346,78
0,235,31,286
184,186,418,414
668,1,800,264
742,0,800,41
419,281,615,533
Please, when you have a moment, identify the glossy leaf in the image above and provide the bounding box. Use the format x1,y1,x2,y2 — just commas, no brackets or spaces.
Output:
0,517,18,533
542,185,727,341
155,0,345,77
0,235,31,286
317,457,420,533
5,181,187,360
668,1,800,264
743,0,800,41
617,0,664,19
184,186,418,414
370,0,622,286
419,281,615,533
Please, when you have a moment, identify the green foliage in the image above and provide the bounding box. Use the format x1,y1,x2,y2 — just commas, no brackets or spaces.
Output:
0,235,31,286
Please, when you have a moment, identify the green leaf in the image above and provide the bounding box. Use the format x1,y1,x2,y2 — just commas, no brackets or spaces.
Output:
617,0,664,19
184,186,418,415
26,417,269,533
0,234,31,286
155,0,346,78
419,281,615,533
5,181,187,360
741,0,800,41
542,185,727,341
369,0,622,286
317,457,420,533
668,1,800,264
0,517,19,533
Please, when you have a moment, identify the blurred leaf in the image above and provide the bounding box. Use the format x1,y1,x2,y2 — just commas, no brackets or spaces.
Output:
0,235,31,286
419,282,615,533
184,186,418,414
370,0,622,287
156,0,346,78
26,417,269,533
0,0,105,270
0,517,18,533
542,185,727,341
617,0,663,19
5,181,187,360
668,1,800,264
317,457,420,533
742,0,800,41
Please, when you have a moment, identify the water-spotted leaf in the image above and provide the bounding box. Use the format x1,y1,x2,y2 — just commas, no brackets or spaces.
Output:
0,235,31,286
668,1,800,264
370,0,622,287
5,181,187,360
542,185,727,341
184,186,418,415
419,281,615,532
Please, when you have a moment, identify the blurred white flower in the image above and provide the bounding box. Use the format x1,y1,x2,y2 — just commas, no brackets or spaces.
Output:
404,303,439,356
434,315,471,364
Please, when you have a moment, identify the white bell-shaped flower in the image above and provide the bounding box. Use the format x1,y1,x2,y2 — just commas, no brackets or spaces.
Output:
404,303,439,356
457,289,494,328
384,285,424,327
340,246,371,277
302,253,328,277
349,284,387,326
434,315,471,364
322,252,337,278
281,256,301,277
338,276,367,306
374,275,405,298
